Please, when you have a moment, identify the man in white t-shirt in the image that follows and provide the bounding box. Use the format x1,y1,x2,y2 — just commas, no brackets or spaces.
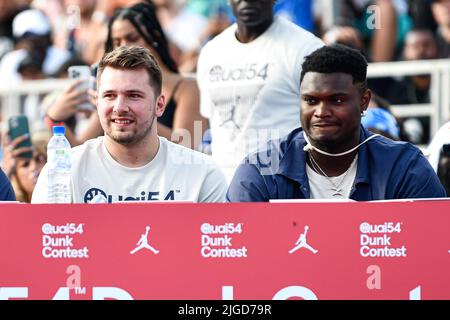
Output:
32,46,227,203
197,0,323,182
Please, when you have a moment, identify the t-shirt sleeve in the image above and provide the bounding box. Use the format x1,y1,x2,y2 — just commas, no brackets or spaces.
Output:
31,164,49,203
226,163,271,202
197,163,228,203
0,169,16,201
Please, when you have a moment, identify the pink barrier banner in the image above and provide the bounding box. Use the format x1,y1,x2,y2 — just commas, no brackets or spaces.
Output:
0,201,449,300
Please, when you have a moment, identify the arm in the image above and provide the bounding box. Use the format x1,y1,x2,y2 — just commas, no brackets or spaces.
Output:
75,113,104,146
370,0,397,62
172,78,209,150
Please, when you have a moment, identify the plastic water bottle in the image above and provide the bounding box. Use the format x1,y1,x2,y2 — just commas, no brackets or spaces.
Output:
200,129,212,155
47,126,72,203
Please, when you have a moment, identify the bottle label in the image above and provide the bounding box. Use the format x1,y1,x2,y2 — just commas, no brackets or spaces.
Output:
48,149,71,170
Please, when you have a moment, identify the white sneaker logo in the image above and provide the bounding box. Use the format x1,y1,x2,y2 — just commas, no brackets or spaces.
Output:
289,225,318,254
130,226,159,255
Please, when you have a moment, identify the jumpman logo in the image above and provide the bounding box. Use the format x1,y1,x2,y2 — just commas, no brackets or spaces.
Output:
130,226,159,255
289,225,318,254
219,96,241,130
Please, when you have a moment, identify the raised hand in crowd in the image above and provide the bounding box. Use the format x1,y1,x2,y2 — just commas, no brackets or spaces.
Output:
2,134,34,179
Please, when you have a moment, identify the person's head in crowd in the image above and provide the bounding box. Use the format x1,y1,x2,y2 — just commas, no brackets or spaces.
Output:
8,130,50,203
403,28,438,60
96,46,165,147
229,0,275,41
322,26,365,52
51,55,88,79
431,0,450,56
431,0,450,30
299,44,371,152
12,9,52,60
105,1,178,73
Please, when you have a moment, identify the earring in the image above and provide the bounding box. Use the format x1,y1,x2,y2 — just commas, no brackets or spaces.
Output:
361,110,367,117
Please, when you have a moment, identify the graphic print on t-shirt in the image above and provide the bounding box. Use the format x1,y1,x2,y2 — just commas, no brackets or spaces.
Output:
83,187,177,203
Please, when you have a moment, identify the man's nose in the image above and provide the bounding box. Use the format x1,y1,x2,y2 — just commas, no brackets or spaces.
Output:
314,102,331,117
113,95,129,113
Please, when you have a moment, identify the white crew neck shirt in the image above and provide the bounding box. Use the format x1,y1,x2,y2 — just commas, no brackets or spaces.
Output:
306,155,358,199
32,136,227,203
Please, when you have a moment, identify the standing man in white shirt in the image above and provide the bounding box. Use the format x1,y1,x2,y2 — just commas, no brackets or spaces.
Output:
32,46,227,203
197,0,323,182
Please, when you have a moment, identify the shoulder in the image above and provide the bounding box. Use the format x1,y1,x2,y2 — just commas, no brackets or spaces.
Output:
246,128,304,169
199,23,236,54
163,138,218,167
273,17,323,46
174,76,199,101
364,132,432,176
367,134,422,158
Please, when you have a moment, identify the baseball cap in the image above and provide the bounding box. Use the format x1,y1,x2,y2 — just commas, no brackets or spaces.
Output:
12,9,51,39
362,107,400,139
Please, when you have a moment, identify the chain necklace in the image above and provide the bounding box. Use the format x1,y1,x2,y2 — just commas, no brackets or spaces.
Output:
308,152,355,197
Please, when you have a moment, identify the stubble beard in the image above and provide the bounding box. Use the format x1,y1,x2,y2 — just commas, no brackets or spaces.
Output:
107,113,156,146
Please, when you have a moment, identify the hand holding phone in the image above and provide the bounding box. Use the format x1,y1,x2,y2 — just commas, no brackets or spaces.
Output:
7,115,33,159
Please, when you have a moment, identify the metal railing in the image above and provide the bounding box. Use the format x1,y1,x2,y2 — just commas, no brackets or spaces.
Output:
0,79,72,133
367,58,450,137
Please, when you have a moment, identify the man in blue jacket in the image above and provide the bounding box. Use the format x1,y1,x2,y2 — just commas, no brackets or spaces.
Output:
0,168,15,201
227,45,447,201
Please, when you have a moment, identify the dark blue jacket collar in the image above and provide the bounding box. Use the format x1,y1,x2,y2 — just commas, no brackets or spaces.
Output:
276,126,373,190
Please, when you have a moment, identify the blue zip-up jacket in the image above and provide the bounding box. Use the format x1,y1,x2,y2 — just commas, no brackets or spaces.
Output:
0,168,16,201
227,127,447,202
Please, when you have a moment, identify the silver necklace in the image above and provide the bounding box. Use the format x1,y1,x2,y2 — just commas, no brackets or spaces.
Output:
308,152,354,197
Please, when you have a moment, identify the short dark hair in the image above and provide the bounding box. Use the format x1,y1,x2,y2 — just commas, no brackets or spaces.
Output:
97,46,162,94
300,44,368,91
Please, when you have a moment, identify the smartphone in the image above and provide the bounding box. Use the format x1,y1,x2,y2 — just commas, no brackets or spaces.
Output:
68,65,94,110
8,115,33,159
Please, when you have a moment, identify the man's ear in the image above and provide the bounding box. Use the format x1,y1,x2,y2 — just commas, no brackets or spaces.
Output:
360,89,372,113
155,94,166,117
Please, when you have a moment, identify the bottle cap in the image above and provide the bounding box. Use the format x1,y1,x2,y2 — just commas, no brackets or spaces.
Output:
53,126,65,135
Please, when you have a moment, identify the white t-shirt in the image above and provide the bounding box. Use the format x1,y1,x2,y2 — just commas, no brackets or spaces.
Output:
197,16,323,182
31,136,228,203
